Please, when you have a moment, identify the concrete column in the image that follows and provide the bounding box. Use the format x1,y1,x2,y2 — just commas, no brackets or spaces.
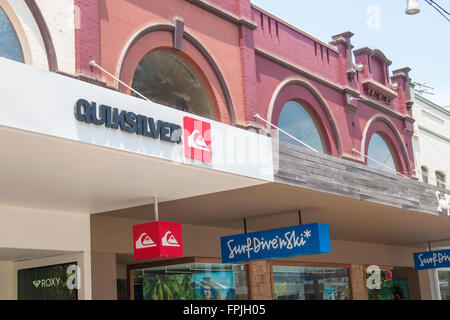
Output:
417,270,433,300
0,262,15,300
428,269,440,300
248,260,273,300
349,265,367,300
91,252,117,300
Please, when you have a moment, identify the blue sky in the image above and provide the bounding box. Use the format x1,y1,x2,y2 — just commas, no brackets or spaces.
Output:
251,0,450,107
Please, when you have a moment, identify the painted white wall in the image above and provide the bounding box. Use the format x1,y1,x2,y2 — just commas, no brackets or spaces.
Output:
35,0,75,74
412,94,450,188
0,205,90,252
91,252,117,300
412,94,450,299
5,0,48,70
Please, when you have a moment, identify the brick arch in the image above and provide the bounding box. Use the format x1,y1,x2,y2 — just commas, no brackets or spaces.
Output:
24,0,58,71
361,114,411,176
267,76,342,157
116,24,235,124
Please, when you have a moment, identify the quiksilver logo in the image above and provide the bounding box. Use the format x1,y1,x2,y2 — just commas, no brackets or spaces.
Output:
188,130,210,152
136,233,157,249
162,231,180,247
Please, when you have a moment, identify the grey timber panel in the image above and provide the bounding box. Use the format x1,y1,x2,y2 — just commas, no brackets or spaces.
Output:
274,141,446,216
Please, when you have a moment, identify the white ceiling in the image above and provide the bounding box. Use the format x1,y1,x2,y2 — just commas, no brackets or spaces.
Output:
0,248,72,262
0,126,267,214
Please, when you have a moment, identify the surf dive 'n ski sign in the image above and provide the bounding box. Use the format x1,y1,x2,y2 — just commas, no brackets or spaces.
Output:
221,223,331,264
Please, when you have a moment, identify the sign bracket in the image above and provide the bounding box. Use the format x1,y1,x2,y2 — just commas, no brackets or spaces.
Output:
154,196,159,221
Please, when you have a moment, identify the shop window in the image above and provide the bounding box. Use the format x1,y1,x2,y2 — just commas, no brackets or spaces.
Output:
17,262,78,300
438,270,450,300
366,267,411,300
421,166,429,184
272,265,351,300
367,133,397,173
132,50,215,120
117,279,128,300
130,260,248,300
278,101,325,153
436,171,446,189
0,6,24,63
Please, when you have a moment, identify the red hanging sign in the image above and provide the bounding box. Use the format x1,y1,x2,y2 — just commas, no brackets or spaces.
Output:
133,221,183,260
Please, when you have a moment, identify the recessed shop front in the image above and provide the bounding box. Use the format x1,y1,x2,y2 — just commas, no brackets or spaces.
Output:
94,169,450,301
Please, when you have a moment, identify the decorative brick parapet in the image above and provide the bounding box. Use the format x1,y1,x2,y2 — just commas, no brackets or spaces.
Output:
392,67,414,113
330,31,355,85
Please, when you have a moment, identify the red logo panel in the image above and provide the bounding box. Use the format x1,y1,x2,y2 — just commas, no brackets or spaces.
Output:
133,221,183,260
183,117,212,163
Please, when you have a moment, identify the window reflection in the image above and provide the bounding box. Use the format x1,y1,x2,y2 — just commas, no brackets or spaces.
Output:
132,262,248,300
367,133,397,172
273,265,351,300
278,101,325,153
132,50,215,120
0,7,24,63
366,269,409,300
421,166,429,184
436,171,446,189
438,270,450,300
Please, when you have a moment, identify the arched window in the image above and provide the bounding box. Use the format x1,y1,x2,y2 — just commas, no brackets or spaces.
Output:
367,133,397,173
421,166,429,184
436,171,446,189
0,6,24,63
131,49,215,120
277,101,325,153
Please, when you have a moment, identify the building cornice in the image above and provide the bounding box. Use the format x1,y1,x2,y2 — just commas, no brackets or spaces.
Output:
419,125,450,143
361,79,397,99
185,0,258,30
359,95,408,120
416,94,450,117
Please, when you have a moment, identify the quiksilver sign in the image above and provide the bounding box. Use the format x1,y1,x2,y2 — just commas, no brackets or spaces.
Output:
74,99,182,143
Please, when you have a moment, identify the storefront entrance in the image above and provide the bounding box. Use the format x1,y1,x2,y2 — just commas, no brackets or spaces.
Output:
127,259,427,300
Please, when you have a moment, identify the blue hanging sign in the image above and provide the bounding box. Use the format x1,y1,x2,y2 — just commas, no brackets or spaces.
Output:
414,249,450,270
221,223,331,264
